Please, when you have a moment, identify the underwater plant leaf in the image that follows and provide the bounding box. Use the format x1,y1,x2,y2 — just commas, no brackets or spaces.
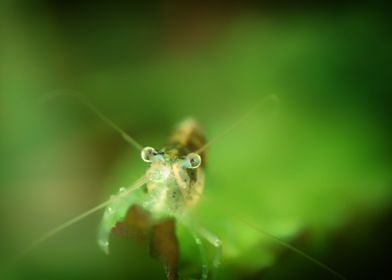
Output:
150,219,179,280
112,205,151,242
111,205,179,280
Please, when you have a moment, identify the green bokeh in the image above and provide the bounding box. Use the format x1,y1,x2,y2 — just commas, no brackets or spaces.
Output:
1,1,391,279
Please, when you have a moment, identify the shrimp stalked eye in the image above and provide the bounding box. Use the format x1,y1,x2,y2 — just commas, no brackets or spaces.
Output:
141,146,157,162
183,153,202,169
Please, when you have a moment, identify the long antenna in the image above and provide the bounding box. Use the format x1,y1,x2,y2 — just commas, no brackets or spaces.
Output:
241,218,346,280
40,90,144,151
195,94,279,154
12,176,147,263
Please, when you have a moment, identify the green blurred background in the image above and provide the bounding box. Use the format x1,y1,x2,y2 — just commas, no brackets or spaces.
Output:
0,1,391,279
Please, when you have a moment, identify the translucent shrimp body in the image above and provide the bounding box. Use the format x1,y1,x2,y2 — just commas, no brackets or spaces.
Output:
98,119,206,254
144,152,204,215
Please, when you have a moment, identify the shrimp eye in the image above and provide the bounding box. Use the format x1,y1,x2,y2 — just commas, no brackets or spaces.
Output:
184,153,202,169
141,146,157,162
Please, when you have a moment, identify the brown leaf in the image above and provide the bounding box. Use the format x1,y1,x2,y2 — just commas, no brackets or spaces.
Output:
150,219,179,280
112,205,179,280
112,204,152,242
